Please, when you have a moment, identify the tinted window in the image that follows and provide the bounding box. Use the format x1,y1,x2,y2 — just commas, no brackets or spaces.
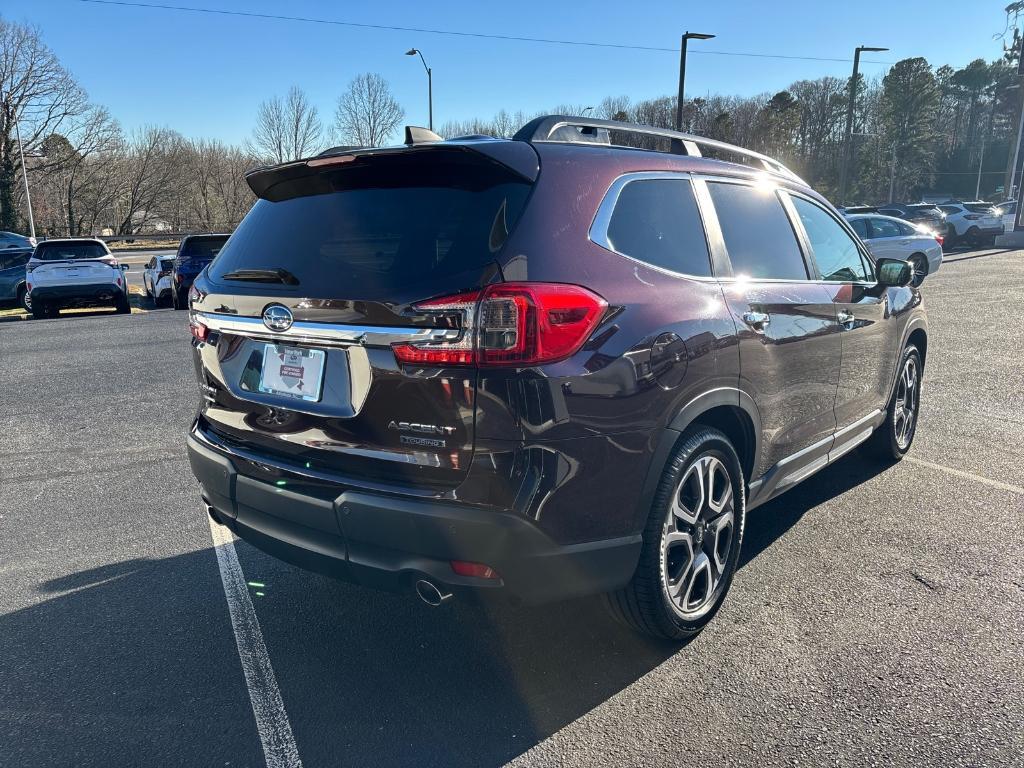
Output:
707,182,806,280
0,252,29,269
605,178,711,276
963,203,994,214
791,197,871,282
870,218,903,238
180,236,229,261
849,218,870,239
898,221,918,236
34,241,109,261
939,205,960,215
210,158,532,296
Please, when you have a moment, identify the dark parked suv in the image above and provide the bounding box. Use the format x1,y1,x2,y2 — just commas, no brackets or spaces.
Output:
171,233,230,309
186,117,925,640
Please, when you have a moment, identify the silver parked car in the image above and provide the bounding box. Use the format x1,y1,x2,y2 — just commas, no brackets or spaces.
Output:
845,214,943,287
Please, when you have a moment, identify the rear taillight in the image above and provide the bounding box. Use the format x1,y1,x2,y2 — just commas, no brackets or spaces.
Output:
934,234,944,246
964,214,981,220
176,273,184,284
158,270,171,278
392,282,607,368
189,319,208,342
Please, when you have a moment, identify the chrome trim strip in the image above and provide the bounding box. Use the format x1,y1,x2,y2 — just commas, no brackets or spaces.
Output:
194,311,461,348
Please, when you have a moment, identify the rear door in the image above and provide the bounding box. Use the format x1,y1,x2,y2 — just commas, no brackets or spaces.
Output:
698,177,840,481
787,194,897,439
190,146,537,490
0,251,28,299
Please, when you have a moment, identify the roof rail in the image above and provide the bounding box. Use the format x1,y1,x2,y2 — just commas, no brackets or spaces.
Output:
513,115,805,184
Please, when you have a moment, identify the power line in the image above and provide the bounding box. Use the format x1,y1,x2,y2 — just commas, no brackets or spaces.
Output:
78,0,894,65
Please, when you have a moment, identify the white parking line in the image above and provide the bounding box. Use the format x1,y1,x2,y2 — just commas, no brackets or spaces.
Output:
905,456,1024,495
208,516,303,768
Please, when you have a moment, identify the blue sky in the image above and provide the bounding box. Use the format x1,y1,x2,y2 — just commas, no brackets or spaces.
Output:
3,0,1015,145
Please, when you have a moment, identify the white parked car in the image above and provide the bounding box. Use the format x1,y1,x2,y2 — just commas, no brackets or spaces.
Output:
846,214,942,287
995,200,1016,233
937,202,1003,246
26,238,130,319
143,254,176,307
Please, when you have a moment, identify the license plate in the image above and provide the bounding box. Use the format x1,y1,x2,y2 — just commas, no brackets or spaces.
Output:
258,344,326,402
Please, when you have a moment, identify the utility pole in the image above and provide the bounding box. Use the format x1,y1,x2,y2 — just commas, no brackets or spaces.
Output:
675,32,715,132
13,116,36,240
839,45,888,205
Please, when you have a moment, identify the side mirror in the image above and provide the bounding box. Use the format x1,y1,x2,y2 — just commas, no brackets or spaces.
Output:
121,264,130,271
875,257,912,287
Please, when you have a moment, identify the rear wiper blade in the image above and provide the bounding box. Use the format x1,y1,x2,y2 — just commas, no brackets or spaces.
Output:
220,268,300,285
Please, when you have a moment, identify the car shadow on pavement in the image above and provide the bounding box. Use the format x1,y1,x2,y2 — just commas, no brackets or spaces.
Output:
1,452,895,768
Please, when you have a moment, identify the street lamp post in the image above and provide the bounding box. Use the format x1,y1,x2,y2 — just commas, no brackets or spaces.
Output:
839,45,888,206
405,48,433,131
675,32,715,132
13,116,36,240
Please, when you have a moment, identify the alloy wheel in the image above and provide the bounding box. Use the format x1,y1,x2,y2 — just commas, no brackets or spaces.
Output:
660,454,736,619
910,256,927,287
893,356,919,449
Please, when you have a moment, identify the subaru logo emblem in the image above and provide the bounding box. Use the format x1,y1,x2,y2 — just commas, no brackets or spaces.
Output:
262,304,293,332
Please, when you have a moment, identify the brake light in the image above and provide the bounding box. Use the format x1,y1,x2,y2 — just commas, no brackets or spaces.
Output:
176,273,184,284
158,270,171,278
934,234,944,246
392,283,607,368
450,560,499,580
189,319,209,342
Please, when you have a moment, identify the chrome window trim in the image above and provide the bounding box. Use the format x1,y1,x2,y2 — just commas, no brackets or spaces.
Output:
588,171,718,282
194,311,461,348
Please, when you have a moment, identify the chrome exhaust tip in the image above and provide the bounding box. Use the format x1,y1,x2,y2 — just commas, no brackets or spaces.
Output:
415,579,452,607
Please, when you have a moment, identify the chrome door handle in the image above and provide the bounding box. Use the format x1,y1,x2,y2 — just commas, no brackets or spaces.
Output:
837,310,855,329
742,311,770,331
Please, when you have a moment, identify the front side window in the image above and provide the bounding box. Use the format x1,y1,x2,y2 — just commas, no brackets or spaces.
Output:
707,181,807,280
791,197,872,282
604,178,712,276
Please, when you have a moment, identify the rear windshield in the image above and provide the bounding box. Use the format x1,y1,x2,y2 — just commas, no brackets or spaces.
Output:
34,242,109,261
208,153,532,295
160,258,176,270
180,236,229,260
963,203,994,213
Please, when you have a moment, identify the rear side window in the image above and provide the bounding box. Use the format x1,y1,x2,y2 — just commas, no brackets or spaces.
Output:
209,154,531,295
963,203,994,214
791,197,872,282
849,218,870,239
0,252,29,269
939,205,960,215
604,178,711,276
707,182,807,280
870,218,903,238
34,242,109,261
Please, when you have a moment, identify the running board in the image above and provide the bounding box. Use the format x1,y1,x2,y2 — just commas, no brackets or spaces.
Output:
747,409,884,510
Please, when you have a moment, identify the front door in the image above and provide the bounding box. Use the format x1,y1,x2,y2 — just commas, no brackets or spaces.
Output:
787,196,899,433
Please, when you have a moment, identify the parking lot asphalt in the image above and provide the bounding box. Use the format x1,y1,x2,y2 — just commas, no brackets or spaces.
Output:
1,247,1022,767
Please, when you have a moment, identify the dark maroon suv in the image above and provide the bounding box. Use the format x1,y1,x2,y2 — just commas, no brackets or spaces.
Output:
186,116,926,640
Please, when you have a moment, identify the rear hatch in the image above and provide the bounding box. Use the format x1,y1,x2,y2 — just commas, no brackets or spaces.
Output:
29,241,119,289
190,144,538,491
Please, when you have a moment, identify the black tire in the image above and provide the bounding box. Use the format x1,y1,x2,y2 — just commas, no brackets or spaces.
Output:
605,427,746,641
172,288,186,310
908,253,928,287
944,226,957,248
966,226,980,246
31,301,47,320
16,284,29,312
864,344,922,462
114,292,131,314
144,277,152,299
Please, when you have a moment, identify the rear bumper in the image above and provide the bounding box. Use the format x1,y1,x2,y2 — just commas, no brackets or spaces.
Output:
187,429,641,604
30,282,123,303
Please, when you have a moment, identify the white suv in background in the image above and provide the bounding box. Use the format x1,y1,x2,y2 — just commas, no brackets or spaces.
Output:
26,238,131,319
938,202,1003,246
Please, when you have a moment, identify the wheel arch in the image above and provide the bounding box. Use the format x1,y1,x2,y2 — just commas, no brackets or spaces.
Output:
632,388,761,533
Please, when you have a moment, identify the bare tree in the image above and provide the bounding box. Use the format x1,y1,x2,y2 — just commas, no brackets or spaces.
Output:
0,17,87,230
334,73,404,147
113,126,185,234
250,85,323,163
